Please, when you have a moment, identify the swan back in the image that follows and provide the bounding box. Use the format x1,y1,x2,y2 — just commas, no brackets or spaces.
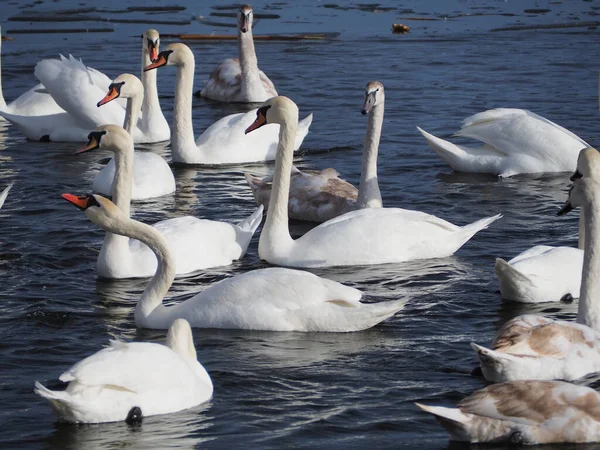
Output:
166,318,197,360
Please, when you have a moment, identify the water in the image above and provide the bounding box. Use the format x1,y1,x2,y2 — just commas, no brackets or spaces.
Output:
0,0,599,448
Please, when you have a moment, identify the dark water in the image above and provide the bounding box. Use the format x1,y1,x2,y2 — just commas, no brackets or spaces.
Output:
1,0,600,448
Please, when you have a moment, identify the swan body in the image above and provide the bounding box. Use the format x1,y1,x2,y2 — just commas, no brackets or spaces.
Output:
0,26,64,117
0,30,169,143
416,380,600,444
35,319,213,424
0,182,13,209
63,193,407,331
246,96,501,268
244,81,387,223
198,5,277,103
144,43,312,165
94,73,175,199
495,148,600,303
417,108,589,177
473,150,600,382
77,125,261,279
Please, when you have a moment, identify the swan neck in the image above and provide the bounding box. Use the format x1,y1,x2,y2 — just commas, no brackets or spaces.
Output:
171,59,197,161
110,138,134,218
140,45,165,132
0,33,6,109
263,117,297,247
238,30,261,97
356,101,384,208
123,93,142,137
578,209,586,250
577,197,600,331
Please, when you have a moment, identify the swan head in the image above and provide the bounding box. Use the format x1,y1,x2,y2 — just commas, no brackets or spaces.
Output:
62,193,125,230
571,147,600,181
97,73,143,107
166,319,197,360
238,5,254,33
75,125,132,155
558,177,600,216
143,28,160,62
245,96,299,134
361,81,385,115
144,43,193,71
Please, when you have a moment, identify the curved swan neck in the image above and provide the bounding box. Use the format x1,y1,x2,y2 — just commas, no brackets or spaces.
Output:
140,43,164,132
123,90,142,137
109,138,134,217
262,116,298,249
0,29,6,110
577,192,600,330
238,29,261,98
356,100,384,209
171,58,197,162
578,209,586,250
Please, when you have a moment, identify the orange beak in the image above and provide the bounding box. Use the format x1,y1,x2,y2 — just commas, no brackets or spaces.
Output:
148,43,158,62
97,87,119,107
75,136,100,155
245,113,267,134
62,193,92,210
144,52,168,71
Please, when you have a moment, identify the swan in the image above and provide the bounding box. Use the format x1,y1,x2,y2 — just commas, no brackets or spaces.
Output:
75,125,263,279
0,29,169,143
144,43,312,165
0,26,64,117
495,148,600,303
0,182,12,209
94,74,175,199
34,318,213,424
244,81,385,223
472,161,600,382
417,109,589,177
416,380,600,445
245,96,501,268
62,192,407,330
197,4,278,103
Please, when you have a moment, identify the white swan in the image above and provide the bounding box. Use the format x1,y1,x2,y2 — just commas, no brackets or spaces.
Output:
198,4,278,103
94,74,175,199
62,193,407,331
34,318,213,424
0,26,64,117
417,108,589,177
0,29,169,143
75,125,262,279
144,43,312,165
244,81,385,223
495,148,600,303
416,380,600,445
245,96,501,268
472,161,600,382
0,182,12,209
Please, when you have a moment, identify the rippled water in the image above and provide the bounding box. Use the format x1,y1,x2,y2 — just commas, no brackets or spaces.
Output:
1,0,600,448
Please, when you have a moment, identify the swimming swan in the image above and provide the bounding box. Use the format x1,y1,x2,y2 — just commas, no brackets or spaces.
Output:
144,43,312,165
35,318,213,424
246,96,501,268
417,380,600,445
76,125,262,279
417,109,589,177
62,193,407,331
197,4,278,103
244,81,386,222
472,161,600,382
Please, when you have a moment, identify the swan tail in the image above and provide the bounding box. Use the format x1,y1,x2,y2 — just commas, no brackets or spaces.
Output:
417,126,505,174
347,299,408,331
233,205,264,254
294,113,314,150
415,403,472,442
0,110,46,140
494,258,535,303
0,181,13,209
450,214,502,252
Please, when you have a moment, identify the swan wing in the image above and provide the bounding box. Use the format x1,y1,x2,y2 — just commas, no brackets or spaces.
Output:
200,58,241,99
258,68,278,97
34,55,126,129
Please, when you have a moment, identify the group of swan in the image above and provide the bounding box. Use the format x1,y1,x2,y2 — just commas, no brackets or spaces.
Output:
418,148,600,444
